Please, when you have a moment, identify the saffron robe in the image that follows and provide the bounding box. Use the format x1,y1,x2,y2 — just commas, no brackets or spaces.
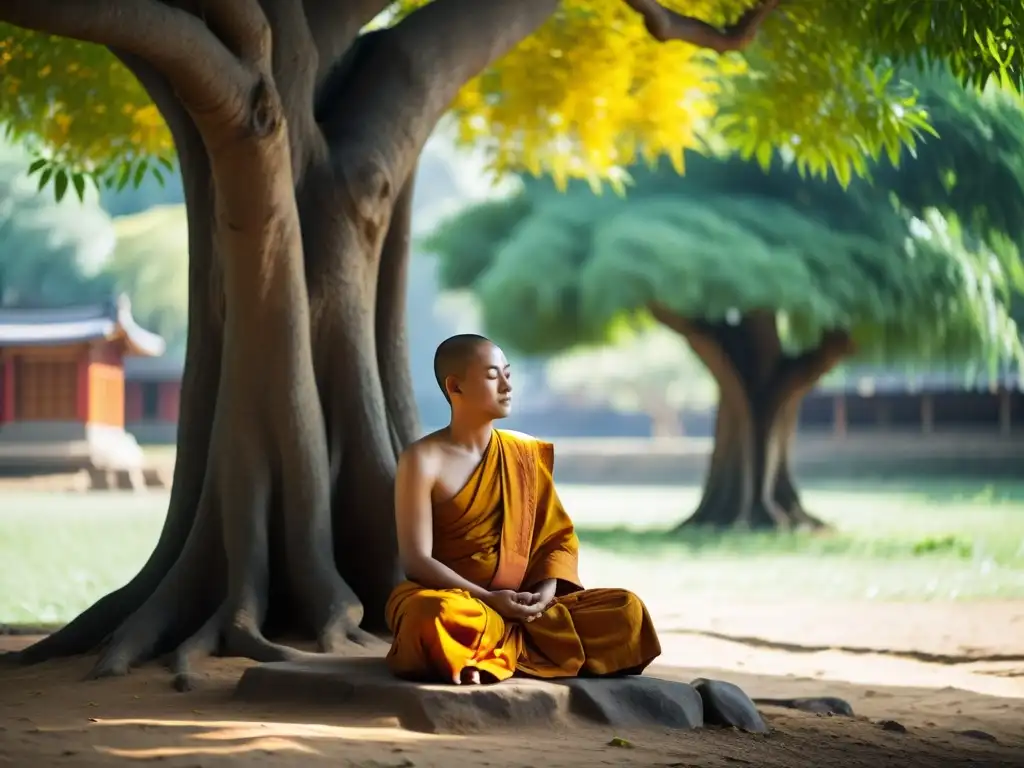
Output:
386,429,662,682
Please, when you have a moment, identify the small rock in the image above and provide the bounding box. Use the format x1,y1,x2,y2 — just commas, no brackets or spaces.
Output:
754,697,855,717
691,678,769,733
957,729,997,743
607,737,634,748
878,720,907,733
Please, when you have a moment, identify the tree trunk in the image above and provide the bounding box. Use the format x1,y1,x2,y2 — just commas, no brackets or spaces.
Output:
651,306,853,531
5,0,559,686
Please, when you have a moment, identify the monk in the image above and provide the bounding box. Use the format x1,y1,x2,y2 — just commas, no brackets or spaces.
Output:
386,333,662,685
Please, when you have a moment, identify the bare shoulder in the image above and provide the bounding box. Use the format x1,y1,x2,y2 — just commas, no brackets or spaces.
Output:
397,430,446,477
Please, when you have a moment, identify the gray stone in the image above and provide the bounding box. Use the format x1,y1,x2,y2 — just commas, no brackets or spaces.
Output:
957,729,997,743
234,657,704,733
561,674,704,730
878,719,908,733
754,696,855,717
691,678,769,733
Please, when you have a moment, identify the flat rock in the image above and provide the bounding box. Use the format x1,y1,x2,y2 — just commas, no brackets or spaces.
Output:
692,678,769,733
234,657,704,733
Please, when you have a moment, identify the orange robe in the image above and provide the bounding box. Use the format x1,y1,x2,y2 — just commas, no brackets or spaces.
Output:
386,429,662,683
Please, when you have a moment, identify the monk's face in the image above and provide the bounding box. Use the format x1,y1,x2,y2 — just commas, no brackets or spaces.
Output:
450,342,513,419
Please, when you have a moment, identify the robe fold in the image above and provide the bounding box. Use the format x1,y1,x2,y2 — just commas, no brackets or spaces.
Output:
386,429,662,683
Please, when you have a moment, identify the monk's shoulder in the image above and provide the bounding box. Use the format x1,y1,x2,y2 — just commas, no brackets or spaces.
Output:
496,429,555,469
397,433,445,477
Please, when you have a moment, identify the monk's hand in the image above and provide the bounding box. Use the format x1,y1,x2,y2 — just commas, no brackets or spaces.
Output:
485,590,546,622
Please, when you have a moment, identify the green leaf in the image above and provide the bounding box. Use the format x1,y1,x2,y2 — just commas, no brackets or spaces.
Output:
27,158,47,176
37,168,52,191
71,172,86,202
132,160,148,188
116,162,132,192
54,169,68,202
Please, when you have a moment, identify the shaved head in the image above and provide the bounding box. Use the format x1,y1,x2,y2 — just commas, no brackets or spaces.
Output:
433,333,493,404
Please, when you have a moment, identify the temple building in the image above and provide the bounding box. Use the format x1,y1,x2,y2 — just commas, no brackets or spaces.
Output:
0,296,165,473
124,353,183,445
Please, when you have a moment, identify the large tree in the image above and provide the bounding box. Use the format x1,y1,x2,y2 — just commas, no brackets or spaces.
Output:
0,1,1019,682
428,75,1024,531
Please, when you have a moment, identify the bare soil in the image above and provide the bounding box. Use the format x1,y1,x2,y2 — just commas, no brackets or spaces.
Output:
2,600,1022,767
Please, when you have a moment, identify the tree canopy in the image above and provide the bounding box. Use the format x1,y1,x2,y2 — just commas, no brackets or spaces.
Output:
427,71,1024,369
2,1,1021,195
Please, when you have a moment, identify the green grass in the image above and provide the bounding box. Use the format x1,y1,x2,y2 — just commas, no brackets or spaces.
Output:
0,493,165,625
1,478,1023,624
570,478,1024,603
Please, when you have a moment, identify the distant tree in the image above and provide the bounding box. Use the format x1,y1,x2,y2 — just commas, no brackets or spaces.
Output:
546,328,716,437
101,205,189,354
0,145,115,307
428,76,1024,531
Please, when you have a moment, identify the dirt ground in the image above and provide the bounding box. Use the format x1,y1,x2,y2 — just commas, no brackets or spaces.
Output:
1,600,1022,768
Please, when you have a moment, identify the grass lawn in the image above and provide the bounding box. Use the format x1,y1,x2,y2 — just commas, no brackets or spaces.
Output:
1,478,1023,625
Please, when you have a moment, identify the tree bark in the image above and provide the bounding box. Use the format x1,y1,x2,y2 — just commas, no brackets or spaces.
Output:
651,305,853,531
2,0,558,684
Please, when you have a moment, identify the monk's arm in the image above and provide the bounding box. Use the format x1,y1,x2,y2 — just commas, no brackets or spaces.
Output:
394,448,494,601
523,463,583,596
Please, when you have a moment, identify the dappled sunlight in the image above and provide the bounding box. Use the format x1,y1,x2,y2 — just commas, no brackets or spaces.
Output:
80,716,455,763
654,632,1024,701
87,716,445,743
94,736,317,760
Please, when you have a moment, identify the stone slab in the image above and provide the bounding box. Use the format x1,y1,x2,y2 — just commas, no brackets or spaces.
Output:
234,657,704,734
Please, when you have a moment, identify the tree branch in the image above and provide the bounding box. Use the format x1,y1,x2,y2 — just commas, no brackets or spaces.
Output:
622,0,780,51
303,0,393,91
376,170,420,455
320,0,558,221
777,330,854,397
0,0,257,117
257,0,323,175
651,304,746,398
198,0,270,63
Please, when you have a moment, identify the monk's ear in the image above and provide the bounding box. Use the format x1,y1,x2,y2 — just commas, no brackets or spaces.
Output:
444,374,461,398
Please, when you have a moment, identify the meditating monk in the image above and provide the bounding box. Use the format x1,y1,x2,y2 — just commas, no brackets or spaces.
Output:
386,333,662,685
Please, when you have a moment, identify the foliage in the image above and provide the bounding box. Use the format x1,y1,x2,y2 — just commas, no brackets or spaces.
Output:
0,29,173,198
876,66,1024,245
428,76,1024,368
0,142,188,349
0,142,116,307
2,1,1023,197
